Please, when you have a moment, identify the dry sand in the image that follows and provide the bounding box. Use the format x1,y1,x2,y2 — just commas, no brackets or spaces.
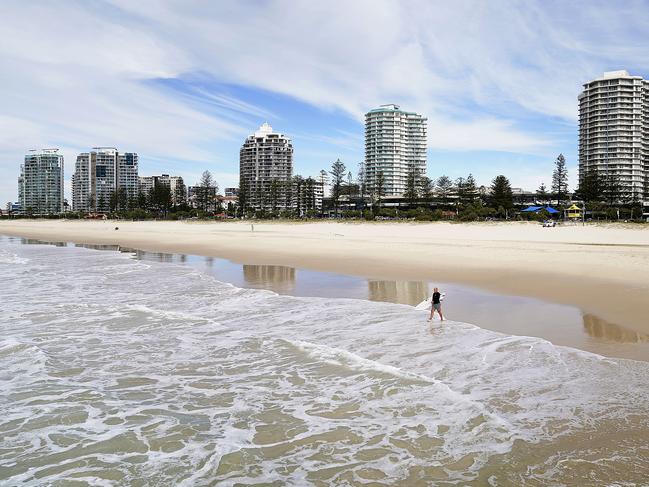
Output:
2,219,648,334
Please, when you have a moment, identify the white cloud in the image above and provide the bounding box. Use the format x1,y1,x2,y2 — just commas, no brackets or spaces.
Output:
1,0,649,202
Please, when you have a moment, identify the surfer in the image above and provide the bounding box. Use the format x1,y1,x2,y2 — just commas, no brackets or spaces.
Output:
428,287,444,322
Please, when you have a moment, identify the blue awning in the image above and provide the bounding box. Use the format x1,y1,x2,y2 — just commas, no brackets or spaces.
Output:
521,205,560,214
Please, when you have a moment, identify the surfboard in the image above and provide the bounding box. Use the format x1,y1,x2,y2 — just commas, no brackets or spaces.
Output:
415,293,445,311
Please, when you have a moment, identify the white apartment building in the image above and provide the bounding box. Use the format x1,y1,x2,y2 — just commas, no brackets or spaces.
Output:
312,177,325,210
578,70,649,201
139,174,186,203
117,152,139,201
364,104,427,197
138,176,155,195
239,123,293,210
72,148,139,212
19,148,64,214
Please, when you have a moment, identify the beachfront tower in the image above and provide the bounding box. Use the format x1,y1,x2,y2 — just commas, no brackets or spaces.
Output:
239,123,294,211
578,71,649,201
19,149,64,215
364,104,427,197
72,148,138,212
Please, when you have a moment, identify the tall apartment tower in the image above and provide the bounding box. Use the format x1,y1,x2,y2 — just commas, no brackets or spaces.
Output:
364,104,427,197
578,70,649,201
19,149,64,215
72,148,138,211
239,123,293,210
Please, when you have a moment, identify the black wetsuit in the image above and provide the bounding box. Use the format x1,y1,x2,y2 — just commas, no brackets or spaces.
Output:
432,292,441,304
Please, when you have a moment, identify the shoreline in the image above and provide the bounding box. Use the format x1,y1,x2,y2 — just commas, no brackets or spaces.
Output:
1,219,648,336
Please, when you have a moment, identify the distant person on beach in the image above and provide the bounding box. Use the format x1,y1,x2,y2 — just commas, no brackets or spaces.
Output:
428,287,444,322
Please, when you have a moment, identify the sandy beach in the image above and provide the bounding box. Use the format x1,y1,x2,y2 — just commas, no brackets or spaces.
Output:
1,219,648,335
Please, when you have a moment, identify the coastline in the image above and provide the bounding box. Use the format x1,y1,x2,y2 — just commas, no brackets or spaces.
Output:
1,219,648,336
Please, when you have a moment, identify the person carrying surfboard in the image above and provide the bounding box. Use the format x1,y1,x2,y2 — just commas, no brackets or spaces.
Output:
428,287,444,322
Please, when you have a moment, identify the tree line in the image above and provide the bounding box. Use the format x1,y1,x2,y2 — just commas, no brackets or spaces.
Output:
75,170,228,219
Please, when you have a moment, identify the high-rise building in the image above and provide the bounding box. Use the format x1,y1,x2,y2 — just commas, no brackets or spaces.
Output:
240,123,293,210
117,152,139,201
17,175,24,212
578,70,649,201
364,104,427,197
19,149,64,215
72,148,138,212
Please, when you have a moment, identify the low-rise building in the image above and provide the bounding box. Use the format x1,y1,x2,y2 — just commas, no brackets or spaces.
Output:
139,174,186,203
6,201,23,215
187,185,217,209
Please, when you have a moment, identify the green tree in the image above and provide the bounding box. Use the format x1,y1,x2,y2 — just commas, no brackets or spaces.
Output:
238,179,250,217
109,190,119,212
330,159,346,216
373,171,386,210
292,175,305,217
269,179,280,215
127,196,137,211
97,195,106,212
552,153,569,204
463,174,479,205
149,185,172,215
196,170,218,212
284,178,295,215
88,192,96,211
536,182,549,204
436,175,454,207
577,170,603,203
405,166,420,205
602,171,626,205
136,191,147,210
419,176,434,200
490,175,514,214
117,187,128,211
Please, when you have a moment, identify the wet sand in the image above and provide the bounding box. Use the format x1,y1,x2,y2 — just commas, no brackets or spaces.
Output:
1,219,648,346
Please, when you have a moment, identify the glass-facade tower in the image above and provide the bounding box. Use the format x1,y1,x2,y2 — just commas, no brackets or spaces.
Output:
19,149,64,215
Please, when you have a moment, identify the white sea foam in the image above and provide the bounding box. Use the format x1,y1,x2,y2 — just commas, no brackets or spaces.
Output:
0,249,29,264
2,236,649,485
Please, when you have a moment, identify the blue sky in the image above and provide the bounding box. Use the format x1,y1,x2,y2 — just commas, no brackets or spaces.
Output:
1,0,649,203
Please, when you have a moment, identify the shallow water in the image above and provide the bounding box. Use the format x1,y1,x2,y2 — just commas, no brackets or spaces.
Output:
76,241,649,361
2,237,649,485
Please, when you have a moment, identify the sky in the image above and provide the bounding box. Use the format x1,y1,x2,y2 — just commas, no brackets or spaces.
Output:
2,0,649,204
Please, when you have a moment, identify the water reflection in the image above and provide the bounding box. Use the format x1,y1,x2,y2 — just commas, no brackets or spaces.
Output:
75,243,120,252
22,238,67,247
124,248,180,262
368,280,429,306
243,265,296,294
583,314,649,343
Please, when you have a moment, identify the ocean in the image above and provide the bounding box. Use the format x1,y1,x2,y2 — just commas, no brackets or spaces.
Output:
2,236,649,486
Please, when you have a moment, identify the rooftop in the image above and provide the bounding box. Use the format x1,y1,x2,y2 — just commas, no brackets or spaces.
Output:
366,104,424,116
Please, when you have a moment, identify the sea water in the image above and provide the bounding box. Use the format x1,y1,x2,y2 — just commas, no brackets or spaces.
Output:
1,237,649,486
